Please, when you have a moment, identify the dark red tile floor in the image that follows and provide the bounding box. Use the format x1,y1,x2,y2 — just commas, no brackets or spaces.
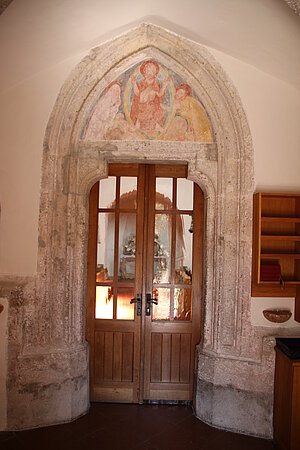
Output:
0,403,278,450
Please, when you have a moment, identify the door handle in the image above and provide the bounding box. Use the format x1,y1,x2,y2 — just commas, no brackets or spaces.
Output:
146,293,158,316
130,293,142,316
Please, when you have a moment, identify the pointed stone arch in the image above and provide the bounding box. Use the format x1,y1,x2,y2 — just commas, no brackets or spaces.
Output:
7,24,274,438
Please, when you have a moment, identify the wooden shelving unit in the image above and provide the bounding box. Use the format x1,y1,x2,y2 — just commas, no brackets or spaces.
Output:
252,192,300,322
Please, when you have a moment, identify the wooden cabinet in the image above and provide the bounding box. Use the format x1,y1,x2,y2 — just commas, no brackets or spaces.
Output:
252,193,300,321
274,345,300,450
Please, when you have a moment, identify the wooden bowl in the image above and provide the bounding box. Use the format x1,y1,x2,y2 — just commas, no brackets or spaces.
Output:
263,309,292,323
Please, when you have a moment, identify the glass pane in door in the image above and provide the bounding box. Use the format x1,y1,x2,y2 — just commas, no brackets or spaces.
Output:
152,288,170,320
97,213,115,282
116,287,134,320
99,177,116,208
154,214,171,284
174,287,192,321
118,213,136,282
95,286,114,319
120,177,138,209
175,214,193,285
156,178,173,210
177,178,193,210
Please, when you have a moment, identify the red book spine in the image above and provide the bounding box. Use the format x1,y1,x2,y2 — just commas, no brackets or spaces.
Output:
260,264,281,281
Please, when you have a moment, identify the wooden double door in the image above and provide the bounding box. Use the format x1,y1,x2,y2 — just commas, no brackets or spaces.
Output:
86,164,203,403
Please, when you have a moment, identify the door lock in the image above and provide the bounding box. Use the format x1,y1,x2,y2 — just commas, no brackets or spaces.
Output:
130,293,142,316
146,293,158,316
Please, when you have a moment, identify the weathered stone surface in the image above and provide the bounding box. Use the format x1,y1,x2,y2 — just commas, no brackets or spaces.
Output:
1,23,299,435
195,378,273,438
283,0,300,15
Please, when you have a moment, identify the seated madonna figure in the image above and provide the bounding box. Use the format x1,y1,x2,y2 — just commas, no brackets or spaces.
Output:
130,60,170,133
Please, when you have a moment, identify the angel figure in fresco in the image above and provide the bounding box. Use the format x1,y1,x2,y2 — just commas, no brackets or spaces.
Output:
84,81,122,140
173,83,213,142
130,60,171,133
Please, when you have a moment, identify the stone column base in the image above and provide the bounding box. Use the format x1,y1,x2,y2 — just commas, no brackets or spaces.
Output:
194,350,273,439
7,344,89,430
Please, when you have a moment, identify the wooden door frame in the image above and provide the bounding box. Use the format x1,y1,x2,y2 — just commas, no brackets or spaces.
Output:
86,162,204,404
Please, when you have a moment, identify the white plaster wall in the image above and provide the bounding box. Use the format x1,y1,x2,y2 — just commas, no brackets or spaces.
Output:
209,47,300,192
0,298,8,430
0,52,85,276
1,1,300,92
250,297,299,328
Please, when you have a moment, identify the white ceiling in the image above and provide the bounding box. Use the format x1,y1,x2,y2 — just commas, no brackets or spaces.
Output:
0,0,299,94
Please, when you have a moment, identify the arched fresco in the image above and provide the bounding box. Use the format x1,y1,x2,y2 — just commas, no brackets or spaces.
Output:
82,59,213,142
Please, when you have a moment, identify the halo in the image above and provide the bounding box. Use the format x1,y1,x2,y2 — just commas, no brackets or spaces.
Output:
175,83,192,97
139,60,160,77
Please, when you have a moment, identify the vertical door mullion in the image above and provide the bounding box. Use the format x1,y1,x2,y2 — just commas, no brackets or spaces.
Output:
135,165,146,402
142,165,155,400
170,178,177,320
113,177,120,319
145,166,156,308
135,165,146,305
